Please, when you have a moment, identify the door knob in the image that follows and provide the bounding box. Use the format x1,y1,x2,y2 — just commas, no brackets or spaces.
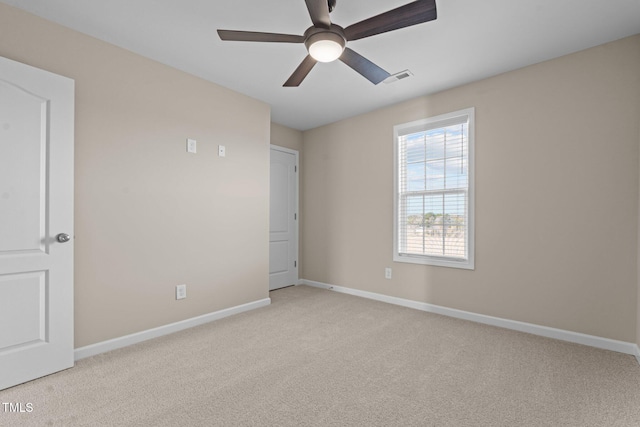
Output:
56,233,71,243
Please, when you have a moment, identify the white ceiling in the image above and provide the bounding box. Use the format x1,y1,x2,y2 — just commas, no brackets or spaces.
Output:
3,0,640,130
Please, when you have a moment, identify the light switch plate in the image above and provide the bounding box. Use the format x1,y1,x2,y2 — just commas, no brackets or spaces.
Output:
187,138,197,154
176,284,187,300
218,145,226,157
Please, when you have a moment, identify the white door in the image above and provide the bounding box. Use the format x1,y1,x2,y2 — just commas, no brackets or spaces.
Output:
0,56,75,390
269,146,298,290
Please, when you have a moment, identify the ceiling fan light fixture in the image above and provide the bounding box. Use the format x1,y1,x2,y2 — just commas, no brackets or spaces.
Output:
306,32,345,63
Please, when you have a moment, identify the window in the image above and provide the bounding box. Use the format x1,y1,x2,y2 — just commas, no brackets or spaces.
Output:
393,108,474,269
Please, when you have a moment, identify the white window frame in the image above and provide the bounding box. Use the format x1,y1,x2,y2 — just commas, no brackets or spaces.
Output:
393,108,475,270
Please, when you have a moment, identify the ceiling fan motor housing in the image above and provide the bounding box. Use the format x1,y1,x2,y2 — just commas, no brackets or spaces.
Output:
304,25,346,62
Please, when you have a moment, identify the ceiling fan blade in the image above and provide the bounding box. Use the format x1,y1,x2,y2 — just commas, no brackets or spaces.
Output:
344,0,437,41
284,55,318,87
305,0,331,29
218,30,305,43
339,48,390,85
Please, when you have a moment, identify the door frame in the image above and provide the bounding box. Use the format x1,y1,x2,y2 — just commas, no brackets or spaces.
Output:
269,145,299,289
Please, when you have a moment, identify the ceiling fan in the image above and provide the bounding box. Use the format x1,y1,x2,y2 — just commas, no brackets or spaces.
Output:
217,0,437,87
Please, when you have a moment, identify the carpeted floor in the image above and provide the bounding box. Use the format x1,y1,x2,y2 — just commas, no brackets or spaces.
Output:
1,285,640,426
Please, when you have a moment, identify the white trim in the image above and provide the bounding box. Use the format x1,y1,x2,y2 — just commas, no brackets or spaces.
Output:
299,279,640,362
270,144,298,156
74,298,271,360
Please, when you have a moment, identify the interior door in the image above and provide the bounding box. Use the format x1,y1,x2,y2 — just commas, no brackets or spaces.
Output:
269,146,298,290
0,56,75,390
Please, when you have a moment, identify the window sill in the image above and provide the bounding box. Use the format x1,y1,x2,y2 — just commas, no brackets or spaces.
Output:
394,253,475,270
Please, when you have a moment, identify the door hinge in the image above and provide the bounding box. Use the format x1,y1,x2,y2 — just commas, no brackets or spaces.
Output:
294,213,297,220
294,261,297,268
295,166,297,173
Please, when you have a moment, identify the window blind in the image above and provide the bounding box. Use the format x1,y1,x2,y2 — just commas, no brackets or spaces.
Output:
394,109,474,269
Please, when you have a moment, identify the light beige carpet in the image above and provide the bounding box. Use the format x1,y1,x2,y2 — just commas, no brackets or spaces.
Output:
1,285,640,426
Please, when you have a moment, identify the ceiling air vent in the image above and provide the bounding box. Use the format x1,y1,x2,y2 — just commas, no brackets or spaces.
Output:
384,70,414,84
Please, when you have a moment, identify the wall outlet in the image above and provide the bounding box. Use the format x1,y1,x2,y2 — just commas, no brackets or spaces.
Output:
176,284,187,300
385,268,392,279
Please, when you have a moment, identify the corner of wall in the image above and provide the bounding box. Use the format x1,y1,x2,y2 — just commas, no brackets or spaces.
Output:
270,122,303,153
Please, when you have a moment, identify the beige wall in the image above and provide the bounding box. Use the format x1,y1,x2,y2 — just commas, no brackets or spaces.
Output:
302,35,640,343
1,2,638,349
271,122,303,152
0,4,271,348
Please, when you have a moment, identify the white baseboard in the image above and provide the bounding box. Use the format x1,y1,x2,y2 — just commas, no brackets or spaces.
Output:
74,297,271,360
300,279,640,364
